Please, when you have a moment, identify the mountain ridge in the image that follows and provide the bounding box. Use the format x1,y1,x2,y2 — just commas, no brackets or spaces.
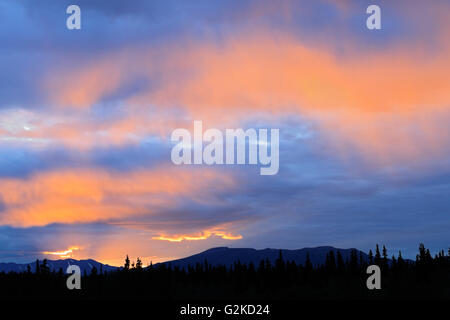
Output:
0,258,118,274
0,246,372,273
152,246,369,269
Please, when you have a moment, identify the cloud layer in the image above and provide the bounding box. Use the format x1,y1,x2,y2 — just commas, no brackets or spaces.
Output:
0,0,449,264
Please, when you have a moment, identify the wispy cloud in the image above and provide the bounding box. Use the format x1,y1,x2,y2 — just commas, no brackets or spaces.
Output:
0,166,234,227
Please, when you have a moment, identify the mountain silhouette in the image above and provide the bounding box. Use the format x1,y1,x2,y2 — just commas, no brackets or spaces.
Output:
0,259,117,274
0,246,370,273
153,246,368,269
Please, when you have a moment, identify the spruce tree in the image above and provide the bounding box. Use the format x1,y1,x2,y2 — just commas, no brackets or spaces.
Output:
391,255,397,271
418,243,426,263
40,259,50,274
276,250,285,272
374,244,381,266
91,266,98,276
398,250,404,270
425,249,432,264
325,250,335,273
305,252,312,272
35,259,40,274
136,257,143,270
124,255,130,270
382,245,388,270
368,250,374,265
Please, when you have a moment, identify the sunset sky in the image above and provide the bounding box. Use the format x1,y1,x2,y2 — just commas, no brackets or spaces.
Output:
0,0,449,266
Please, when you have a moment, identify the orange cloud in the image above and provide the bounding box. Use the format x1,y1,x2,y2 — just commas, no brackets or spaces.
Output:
153,229,243,242
45,58,130,109
41,22,450,165
42,246,81,258
46,25,450,116
43,228,242,266
0,167,234,227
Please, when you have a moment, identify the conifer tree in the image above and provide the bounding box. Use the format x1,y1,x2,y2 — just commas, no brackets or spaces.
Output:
124,255,130,270
325,251,336,272
368,250,374,265
382,245,388,270
35,259,40,274
275,250,285,271
136,257,143,270
391,255,397,270
418,243,426,263
425,249,432,263
91,266,98,276
304,252,312,273
397,250,405,270
374,244,381,265
40,259,50,274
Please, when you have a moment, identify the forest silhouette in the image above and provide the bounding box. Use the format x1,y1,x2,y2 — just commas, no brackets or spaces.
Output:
0,243,448,300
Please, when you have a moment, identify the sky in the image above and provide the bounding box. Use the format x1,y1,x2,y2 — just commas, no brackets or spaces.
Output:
0,0,449,266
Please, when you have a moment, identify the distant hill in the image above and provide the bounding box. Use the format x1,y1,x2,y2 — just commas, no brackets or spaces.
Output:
0,259,118,274
153,246,368,269
0,246,370,273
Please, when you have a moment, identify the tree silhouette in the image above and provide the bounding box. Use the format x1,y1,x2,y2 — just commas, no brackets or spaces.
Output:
40,259,50,274
304,252,312,274
0,243,448,300
35,259,40,274
275,250,285,272
374,244,381,266
136,257,143,270
325,250,336,273
382,245,388,270
397,250,405,271
124,255,130,270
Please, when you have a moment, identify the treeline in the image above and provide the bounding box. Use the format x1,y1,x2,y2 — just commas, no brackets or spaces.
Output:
0,243,448,300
